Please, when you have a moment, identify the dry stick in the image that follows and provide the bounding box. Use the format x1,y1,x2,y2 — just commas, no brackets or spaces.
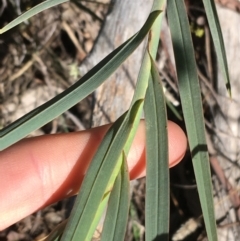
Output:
61,20,86,61
210,156,240,209
9,28,58,82
206,130,240,223
64,110,85,130
204,24,213,82
205,120,240,141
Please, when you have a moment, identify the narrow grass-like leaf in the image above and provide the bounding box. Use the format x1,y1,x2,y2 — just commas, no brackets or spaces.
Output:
202,0,231,96
131,0,170,240
167,0,217,240
144,55,169,241
0,10,160,151
60,100,143,241
0,0,68,34
101,153,130,241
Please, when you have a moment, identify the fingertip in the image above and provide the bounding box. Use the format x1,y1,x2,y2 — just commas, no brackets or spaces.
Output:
0,120,187,230
168,121,187,167
128,120,187,179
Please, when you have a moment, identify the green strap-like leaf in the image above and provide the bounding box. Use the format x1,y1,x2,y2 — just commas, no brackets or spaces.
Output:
0,0,68,34
167,0,217,240
144,55,169,241
101,153,130,241
129,0,169,240
0,10,160,151
202,0,231,96
60,100,143,241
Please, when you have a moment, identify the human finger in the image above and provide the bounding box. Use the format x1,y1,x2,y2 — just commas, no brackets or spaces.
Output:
0,120,187,230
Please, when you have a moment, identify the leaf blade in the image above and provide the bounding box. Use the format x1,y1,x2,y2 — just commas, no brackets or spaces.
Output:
144,55,169,241
0,0,68,34
202,0,231,96
167,0,217,240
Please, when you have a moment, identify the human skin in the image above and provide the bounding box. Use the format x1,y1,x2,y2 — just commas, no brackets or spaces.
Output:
0,120,187,231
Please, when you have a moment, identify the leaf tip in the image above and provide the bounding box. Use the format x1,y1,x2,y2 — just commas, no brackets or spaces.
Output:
226,82,232,99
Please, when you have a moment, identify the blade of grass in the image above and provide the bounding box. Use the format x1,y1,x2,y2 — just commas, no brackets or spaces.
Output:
0,0,68,34
202,0,231,96
144,54,169,241
0,10,160,151
167,0,217,240
101,153,130,241
131,0,170,240
60,99,143,241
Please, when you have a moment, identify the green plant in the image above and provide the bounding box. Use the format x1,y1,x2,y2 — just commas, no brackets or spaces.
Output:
0,0,231,240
